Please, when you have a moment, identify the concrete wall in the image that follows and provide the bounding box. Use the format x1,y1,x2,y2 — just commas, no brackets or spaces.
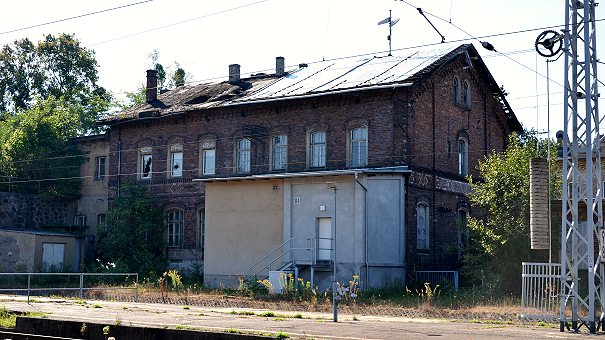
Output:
365,175,406,288
33,234,80,271
17,317,267,340
204,179,284,286
0,230,80,272
283,173,406,289
0,230,35,272
285,176,359,289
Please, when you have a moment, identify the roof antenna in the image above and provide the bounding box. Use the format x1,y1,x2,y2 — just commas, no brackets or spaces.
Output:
416,8,445,43
378,10,399,56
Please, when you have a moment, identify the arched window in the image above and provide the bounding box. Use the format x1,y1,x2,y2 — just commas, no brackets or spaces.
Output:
349,127,368,167
169,144,183,178
453,77,460,104
462,80,471,108
272,134,288,170
167,210,184,247
236,138,251,173
457,208,469,258
458,137,468,176
198,209,205,258
139,147,153,179
200,139,216,175
309,131,326,168
417,203,430,250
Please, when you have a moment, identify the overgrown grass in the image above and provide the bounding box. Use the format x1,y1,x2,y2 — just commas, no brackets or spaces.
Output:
0,306,16,328
0,306,47,329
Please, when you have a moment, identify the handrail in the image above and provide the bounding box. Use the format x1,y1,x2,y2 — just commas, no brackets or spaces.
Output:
248,238,294,274
249,237,333,277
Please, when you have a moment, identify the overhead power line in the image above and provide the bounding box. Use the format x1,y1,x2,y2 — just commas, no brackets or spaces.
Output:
87,0,271,47
0,0,154,35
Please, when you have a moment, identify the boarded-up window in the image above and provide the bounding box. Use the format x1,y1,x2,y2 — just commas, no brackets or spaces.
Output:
42,243,65,272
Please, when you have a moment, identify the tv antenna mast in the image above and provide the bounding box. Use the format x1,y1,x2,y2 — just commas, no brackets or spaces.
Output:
378,10,399,56
535,0,603,333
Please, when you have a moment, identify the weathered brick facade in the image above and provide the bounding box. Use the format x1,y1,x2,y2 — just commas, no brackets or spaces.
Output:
102,44,520,273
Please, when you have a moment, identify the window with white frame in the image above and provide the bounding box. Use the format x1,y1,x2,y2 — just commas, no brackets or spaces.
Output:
416,202,429,250
310,131,326,168
201,140,216,175
97,213,107,226
453,76,461,105
272,134,288,170
236,138,251,173
169,144,183,177
75,215,87,227
198,209,205,257
140,147,153,179
463,80,471,108
167,210,183,247
95,156,106,180
458,137,468,176
349,127,368,167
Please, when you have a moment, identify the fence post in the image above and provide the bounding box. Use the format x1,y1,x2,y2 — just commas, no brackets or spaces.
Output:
27,274,31,303
135,274,139,303
454,271,459,290
79,273,84,299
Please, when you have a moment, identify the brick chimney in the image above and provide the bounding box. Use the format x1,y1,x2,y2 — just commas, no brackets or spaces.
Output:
276,57,285,76
146,69,157,102
229,64,240,83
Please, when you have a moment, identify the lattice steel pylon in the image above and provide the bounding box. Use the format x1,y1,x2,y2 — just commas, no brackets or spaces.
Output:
559,0,603,334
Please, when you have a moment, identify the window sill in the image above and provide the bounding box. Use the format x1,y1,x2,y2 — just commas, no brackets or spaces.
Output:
454,103,472,111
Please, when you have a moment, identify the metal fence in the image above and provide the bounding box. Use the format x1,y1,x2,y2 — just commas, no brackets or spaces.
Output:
0,272,138,302
415,270,459,290
521,262,561,320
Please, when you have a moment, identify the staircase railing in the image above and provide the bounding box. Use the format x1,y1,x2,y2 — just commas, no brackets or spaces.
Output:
249,237,332,278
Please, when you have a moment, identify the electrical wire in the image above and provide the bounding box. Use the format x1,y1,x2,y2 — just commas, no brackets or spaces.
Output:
86,0,271,47
0,144,520,185
0,0,154,35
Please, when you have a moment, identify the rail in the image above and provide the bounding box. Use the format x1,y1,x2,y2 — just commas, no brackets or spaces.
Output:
0,272,138,303
249,237,332,278
521,262,561,320
416,270,459,290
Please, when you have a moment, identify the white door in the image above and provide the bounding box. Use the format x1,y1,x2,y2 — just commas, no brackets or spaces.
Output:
42,243,65,271
318,217,332,261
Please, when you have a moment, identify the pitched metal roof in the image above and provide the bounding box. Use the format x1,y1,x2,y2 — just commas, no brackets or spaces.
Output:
100,43,520,130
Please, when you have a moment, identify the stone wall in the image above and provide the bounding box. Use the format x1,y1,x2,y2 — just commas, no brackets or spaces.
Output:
0,192,75,228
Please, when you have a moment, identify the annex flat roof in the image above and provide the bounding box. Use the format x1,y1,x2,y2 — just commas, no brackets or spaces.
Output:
0,228,80,238
196,166,411,183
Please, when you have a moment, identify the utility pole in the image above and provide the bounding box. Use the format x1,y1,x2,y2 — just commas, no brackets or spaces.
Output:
557,0,602,333
328,182,338,322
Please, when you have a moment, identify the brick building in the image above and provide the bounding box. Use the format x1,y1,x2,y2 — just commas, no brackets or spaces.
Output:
99,44,521,288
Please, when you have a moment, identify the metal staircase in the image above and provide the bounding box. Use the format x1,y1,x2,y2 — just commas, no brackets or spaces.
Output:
248,237,333,288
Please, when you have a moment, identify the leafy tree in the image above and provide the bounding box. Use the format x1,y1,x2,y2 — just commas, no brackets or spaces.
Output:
118,85,146,109
118,53,189,109
170,64,187,88
96,182,166,278
463,131,561,294
0,96,85,197
0,33,110,132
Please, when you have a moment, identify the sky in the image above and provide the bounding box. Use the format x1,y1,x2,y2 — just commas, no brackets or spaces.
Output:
0,0,603,136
